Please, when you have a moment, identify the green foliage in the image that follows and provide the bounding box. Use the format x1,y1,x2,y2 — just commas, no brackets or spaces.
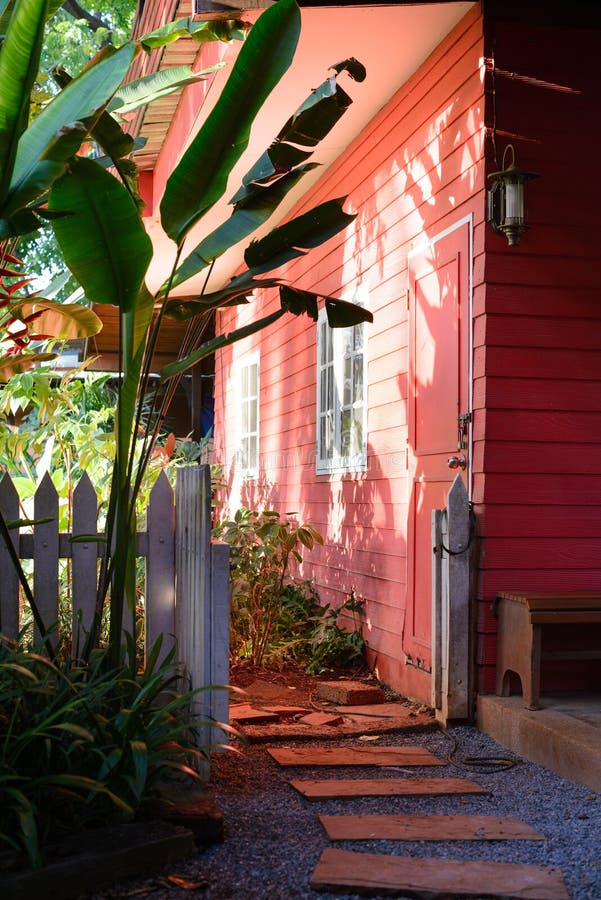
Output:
213,508,323,667
214,510,366,674
305,588,366,674
0,0,369,676
0,632,209,869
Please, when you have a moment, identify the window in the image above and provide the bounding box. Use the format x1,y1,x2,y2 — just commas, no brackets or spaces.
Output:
316,291,368,474
238,353,259,477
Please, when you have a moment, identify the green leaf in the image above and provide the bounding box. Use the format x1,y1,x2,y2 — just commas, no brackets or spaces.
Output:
6,40,135,214
244,198,356,274
325,295,373,327
0,352,56,382
279,285,318,321
160,307,287,381
139,16,246,52
160,0,301,244
0,0,48,206
109,63,225,115
49,157,152,312
167,166,317,292
232,57,365,206
9,299,103,340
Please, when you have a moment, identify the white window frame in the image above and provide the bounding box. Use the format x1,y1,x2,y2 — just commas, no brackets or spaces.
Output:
316,287,368,475
237,351,260,478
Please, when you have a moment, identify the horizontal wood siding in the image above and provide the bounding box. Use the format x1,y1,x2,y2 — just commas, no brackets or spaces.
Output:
215,5,485,701
476,5,601,692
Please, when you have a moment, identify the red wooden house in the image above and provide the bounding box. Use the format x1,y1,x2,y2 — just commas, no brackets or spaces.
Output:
128,0,601,711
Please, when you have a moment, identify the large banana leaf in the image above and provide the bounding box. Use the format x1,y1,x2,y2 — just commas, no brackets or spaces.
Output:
232,57,366,206
166,55,365,293
0,0,47,207
244,197,356,274
139,16,246,51
0,351,55,381
160,0,301,245
165,165,317,293
8,298,102,339
48,157,152,313
160,282,373,382
5,41,135,215
109,63,225,116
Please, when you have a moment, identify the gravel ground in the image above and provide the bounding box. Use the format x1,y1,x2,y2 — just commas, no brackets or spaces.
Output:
87,726,601,900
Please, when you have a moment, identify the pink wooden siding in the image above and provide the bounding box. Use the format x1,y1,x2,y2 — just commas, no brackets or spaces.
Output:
215,5,485,702
475,6,601,692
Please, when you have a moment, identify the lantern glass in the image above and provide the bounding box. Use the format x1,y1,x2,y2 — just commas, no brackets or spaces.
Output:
486,145,539,246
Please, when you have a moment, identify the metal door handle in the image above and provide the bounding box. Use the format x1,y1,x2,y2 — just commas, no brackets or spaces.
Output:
447,456,467,470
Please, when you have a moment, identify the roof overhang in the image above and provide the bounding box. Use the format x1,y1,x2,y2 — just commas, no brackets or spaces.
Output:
132,1,475,297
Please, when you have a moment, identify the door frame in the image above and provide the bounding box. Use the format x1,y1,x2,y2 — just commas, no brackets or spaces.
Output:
403,214,474,669
407,213,474,494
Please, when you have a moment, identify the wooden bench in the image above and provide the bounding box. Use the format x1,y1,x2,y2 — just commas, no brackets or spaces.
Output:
494,591,601,710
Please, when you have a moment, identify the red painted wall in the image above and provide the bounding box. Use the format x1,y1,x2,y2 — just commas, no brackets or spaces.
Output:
215,5,486,702
475,3,601,692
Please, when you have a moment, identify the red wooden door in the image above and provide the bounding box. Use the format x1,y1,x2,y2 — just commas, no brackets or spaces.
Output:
405,219,471,672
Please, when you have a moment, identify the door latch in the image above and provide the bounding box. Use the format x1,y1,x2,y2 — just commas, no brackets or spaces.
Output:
457,411,471,450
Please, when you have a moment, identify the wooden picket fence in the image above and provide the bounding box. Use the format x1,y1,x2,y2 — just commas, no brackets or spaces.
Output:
0,464,230,743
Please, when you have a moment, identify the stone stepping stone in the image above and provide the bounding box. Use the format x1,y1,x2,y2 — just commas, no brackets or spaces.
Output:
310,848,569,899
268,746,444,767
290,776,490,800
229,704,280,725
319,813,545,841
316,680,385,705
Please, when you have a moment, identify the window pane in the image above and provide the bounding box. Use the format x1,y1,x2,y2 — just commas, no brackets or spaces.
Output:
241,366,248,396
353,356,363,404
249,435,257,468
241,401,249,433
342,328,353,356
353,322,364,352
326,366,334,412
249,401,257,433
343,355,352,406
248,363,258,396
352,410,363,456
341,408,351,455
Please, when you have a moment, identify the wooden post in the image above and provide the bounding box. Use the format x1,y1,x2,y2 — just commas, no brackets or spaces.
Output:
431,508,444,712
443,474,471,721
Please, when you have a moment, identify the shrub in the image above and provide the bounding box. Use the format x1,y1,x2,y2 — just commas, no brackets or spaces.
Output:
0,633,210,869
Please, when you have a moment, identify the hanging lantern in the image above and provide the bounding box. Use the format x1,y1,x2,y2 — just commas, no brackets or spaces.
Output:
487,145,539,246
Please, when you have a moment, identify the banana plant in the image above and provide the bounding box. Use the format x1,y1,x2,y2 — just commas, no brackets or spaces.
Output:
2,0,371,672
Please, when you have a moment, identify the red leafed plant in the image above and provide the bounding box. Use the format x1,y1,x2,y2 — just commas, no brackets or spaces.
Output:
0,241,102,382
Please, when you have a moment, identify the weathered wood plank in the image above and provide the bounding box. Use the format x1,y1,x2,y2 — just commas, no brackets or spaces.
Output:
290,777,490,800
310,848,569,899
319,814,545,841
71,474,98,659
33,474,59,645
0,473,20,638
146,471,175,665
268,747,445,767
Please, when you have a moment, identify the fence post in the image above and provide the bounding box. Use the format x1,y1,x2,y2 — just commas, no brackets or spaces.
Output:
33,473,59,645
146,471,176,665
175,465,230,751
72,474,98,659
0,474,20,639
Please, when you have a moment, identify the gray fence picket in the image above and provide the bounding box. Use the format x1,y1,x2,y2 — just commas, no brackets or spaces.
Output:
72,473,98,659
146,470,175,662
33,473,59,644
0,473,21,639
